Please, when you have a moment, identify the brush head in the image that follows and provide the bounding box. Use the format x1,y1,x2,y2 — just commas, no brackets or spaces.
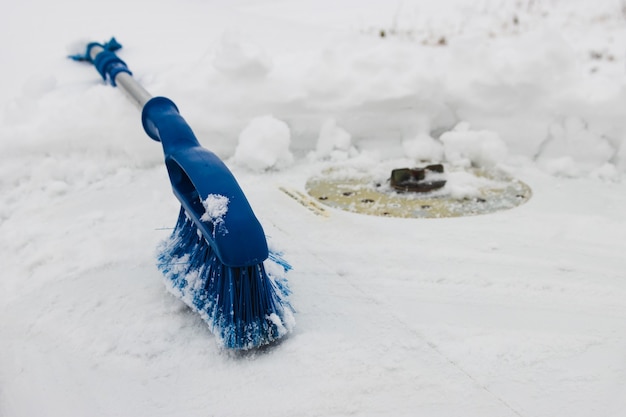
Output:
157,208,294,350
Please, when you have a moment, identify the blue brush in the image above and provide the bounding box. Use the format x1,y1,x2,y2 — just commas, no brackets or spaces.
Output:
70,38,294,350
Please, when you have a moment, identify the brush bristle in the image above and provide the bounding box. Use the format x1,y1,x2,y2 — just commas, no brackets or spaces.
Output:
157,207,294,350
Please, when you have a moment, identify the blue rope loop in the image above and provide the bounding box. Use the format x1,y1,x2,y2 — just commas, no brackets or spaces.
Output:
68,37,122,62
68,37,131,86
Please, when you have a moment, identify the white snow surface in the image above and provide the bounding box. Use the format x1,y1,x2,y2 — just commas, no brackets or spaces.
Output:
1,0,626,416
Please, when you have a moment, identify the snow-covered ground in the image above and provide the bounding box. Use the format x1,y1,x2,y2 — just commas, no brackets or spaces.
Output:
1,0,626,416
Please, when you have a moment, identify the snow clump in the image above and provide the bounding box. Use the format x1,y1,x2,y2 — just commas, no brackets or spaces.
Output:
200,194,229,236
233,115,293,171
440,122,508,168
402,132,444,162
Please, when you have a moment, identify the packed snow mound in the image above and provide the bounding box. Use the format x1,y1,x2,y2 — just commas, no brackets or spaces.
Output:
314,118,353,159
403,133,444,163
536,117,617,175
212,31,273,78
82,0,624,179
440,122,508,168
444,25,625,175
233,115,293,171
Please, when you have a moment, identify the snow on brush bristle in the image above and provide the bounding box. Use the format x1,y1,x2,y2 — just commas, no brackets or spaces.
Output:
157,207,294,350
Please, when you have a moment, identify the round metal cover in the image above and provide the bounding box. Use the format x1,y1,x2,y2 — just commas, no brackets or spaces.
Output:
305,165,532,218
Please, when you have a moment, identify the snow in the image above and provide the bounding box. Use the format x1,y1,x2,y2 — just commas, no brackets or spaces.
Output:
233,115,294,171
443,170,498,200
213,31,274,78
402,131,445,162
314,118,353,158
1,0,626,416
440,122,508,168
200,194,229,235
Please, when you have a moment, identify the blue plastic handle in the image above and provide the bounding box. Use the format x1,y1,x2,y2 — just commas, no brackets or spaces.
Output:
142,97,269,267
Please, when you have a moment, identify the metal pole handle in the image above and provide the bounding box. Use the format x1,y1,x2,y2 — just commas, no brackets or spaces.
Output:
89,44,152,108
